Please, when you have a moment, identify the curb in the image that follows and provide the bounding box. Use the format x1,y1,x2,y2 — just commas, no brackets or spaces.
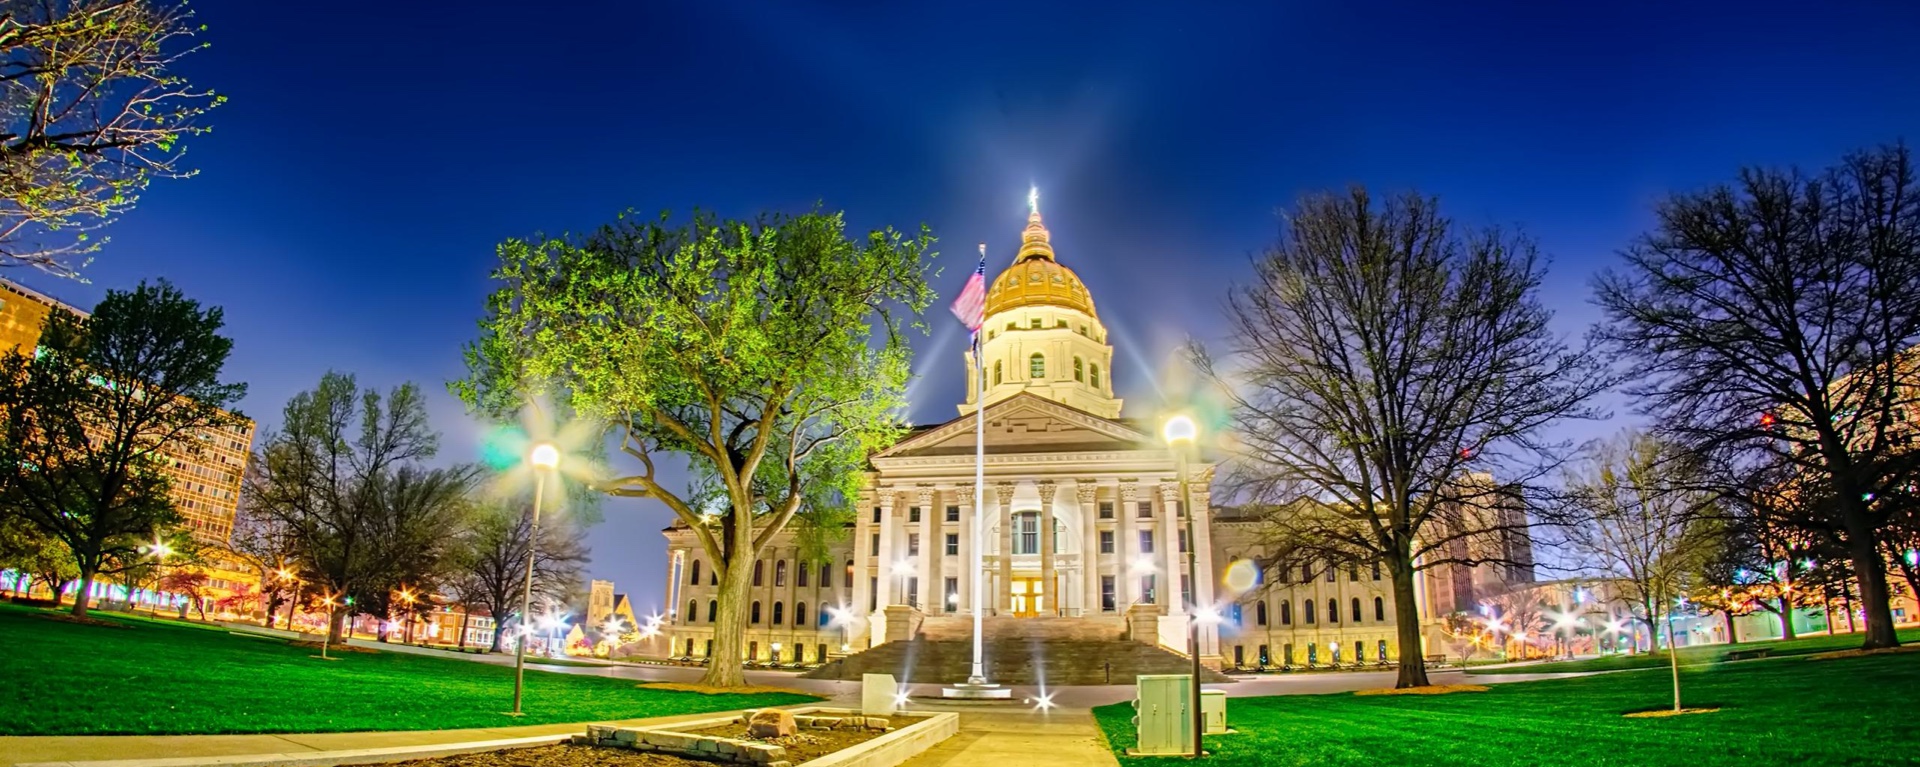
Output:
15,733,569,767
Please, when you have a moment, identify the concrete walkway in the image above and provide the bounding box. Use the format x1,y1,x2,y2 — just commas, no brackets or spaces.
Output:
0,710,733,767
898,707,1119,767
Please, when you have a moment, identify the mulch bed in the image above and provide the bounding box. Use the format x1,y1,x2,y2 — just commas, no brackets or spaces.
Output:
390,715,927,767
1353,684,1488,696
686,718,915,763
287,639,378,654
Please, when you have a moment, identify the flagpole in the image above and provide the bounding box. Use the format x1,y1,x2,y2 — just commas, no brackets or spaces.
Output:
969,244,988,686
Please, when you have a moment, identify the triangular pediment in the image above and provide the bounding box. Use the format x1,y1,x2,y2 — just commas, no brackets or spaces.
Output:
876,392,1152,459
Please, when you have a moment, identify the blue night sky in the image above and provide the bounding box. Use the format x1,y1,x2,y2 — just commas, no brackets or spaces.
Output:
10,1,1917,613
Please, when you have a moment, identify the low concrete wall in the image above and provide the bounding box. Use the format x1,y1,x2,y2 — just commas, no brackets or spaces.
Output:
15,734,572,767
800,710,959,767
580,706,957,767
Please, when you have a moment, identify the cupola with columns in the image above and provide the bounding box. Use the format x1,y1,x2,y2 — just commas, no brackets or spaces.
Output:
961,189,1122,419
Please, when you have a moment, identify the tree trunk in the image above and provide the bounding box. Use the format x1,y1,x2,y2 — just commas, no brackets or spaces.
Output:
1842,502,1900,648
329,605,348,643
70,569,95,617
700,558,753,688
458,611,471,650
1778,598,1796,640
1722,610,1737,644
1389,560,1429,688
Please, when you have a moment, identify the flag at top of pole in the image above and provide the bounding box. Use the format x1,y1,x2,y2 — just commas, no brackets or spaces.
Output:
950,243,988,335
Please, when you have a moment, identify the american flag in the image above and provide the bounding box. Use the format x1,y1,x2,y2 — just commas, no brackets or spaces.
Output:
949,244,988,333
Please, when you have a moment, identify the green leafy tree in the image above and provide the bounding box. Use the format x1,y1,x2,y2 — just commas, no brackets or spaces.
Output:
0,513,76,602
0,0,224,276
1594,144,1920,650
456,209,934,687
0,280,244,616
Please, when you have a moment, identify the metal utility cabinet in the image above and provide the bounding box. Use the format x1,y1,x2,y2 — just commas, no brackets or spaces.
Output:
1130,674,1194,756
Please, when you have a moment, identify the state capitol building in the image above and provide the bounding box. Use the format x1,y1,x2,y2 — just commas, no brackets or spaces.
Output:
656,203,1533,673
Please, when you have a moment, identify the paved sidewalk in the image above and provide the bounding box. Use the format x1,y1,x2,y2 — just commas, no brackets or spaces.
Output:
898,707,1119,767
0,710,732,767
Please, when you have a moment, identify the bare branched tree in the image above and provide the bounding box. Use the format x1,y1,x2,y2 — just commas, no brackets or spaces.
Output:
448,498,589,653
1594,144,1920,650
1195,187,1609,688
0,0,223,275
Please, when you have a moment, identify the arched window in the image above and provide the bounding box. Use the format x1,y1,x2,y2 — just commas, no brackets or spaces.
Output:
753,560,764,587
821,563,832,587
1352,598,1363,624
1255,600,1269,626
775,560,788,587
795,602,808,627
1090,364,1101,389
690,560,701,585
797,561,809,587
687,599,697,622
1280,600,1292,625
1374,596,1385,621
750,601,762,623
707,600,717,622
1074,357,1085,382
772,601,785,625
1304,599,1316,624
1328,598,1339,623
710,568,717,586
844,561,854,588
993,361,1002,386
1029,353,1045,379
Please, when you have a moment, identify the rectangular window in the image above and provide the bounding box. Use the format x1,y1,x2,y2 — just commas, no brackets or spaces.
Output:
1349,565,1359,582
870,533,880,556
945,533,959,556
907,577,920,608
1099,501,1114,519
1101,576,1116,612
1372,561,1382,581
797,564,809,587
1277,560,1291,584
946,505,960,522
909,506,921,523
869,577,878,611
873,507,881,523
1142,575,1157,604
1326,565,1336,583
1137,501,1152,518
1099,530,1115,554
907,533,920,557
945,577,959,608
1016,513,1039,554
1179,530,1188,553
1181,575,1192,608
1030,317,1042,329
1139,530,1155,554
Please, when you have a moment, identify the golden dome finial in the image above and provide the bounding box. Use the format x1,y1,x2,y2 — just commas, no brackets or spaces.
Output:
1019,185,1054,261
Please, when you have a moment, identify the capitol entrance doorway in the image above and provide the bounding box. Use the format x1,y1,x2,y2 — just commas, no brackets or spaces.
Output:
1011,577,1045,617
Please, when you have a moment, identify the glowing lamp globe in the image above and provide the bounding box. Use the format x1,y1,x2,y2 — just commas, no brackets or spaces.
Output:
529,442,561,470
1163,415,1197,446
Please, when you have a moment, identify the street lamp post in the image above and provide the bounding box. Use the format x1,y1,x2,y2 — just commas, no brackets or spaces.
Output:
1163,415,1203,759
510,442,560,716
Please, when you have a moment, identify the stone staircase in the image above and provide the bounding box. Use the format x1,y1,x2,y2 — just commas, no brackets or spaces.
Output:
804,615,1231,685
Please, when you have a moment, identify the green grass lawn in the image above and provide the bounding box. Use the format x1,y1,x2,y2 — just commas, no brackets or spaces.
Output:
1095,649,1920,767
0,604,815,736
1465,627,1920,675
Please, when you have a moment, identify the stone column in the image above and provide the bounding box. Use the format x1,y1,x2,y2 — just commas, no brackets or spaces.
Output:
1119,482,1140,606
916,486,936,612
852,491,872,621
876,489,896,609
1192,474,1219,656
1158,482,1181,614
995,480,1016,614
955,484,975,615
1037,481,1058,616
1077,481,1100,616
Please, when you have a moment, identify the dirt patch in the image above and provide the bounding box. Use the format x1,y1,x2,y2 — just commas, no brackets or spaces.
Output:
1624,707,1720,718
1807,645,1920,661
686,718,917,763
34,613,132,629
1354,684,1489,696
388,744,718,766
636,681,812,696
288,639,378,654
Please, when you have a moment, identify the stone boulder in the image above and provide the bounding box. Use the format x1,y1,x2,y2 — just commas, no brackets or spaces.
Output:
748,709,797,738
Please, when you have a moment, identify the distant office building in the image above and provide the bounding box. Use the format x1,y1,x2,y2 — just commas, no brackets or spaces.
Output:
0,278,254,546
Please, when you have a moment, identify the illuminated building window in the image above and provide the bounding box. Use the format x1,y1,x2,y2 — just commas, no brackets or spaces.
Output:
1029,353,1045,379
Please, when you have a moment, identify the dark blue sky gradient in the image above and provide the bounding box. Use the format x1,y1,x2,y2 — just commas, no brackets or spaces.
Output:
11,1,1918,613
